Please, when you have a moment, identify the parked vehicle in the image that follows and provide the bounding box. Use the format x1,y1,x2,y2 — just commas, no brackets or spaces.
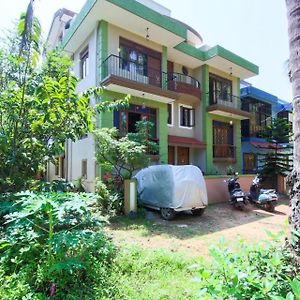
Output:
225,173,247,210
248,175,278,212
134,165,208,220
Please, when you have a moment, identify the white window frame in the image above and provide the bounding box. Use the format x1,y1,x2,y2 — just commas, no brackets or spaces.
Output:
178,104,194,129
167,102,174,127
80,46,89,79
81,159,88,179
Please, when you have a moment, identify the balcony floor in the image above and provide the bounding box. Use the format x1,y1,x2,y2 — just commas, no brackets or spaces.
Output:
101,74,179,103
207,104,251,120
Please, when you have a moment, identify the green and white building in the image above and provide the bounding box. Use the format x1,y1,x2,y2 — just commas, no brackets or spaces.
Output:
47,0,259,191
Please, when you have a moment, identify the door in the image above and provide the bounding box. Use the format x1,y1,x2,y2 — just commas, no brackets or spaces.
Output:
148,56,161,87
168,146,175,165
177,147,189,165
167,60,174,90
243,153,256,173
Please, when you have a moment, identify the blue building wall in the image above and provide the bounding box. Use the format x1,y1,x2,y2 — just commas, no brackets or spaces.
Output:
240,86,291,174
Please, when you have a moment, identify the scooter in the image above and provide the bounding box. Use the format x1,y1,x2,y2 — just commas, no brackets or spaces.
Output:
248,175,278,212
225,173,247,210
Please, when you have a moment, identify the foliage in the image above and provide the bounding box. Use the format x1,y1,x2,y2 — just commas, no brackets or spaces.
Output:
259,118,293,183
226,165,236,175
0,192,116,299
29,179,76,192
197,236,300,299
94,121,158,185
95,179,123,214
0,10,129,193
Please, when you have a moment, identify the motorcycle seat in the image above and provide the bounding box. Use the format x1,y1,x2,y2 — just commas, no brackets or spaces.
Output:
260,189,276,193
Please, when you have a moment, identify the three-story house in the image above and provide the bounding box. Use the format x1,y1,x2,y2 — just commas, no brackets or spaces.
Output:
47,0,259,190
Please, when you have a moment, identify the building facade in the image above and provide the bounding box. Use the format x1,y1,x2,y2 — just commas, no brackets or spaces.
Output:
47,0,259,191
240,85,292,174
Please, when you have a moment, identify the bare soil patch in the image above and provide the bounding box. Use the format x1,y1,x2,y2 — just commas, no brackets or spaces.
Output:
105,197,290,257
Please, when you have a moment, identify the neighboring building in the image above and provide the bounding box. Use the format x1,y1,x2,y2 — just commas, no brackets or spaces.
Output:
47,0,259,191
240,85,292,173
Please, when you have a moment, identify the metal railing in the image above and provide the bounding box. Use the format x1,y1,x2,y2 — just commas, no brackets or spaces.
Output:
102,55,201,97
167,72,200,89
209,90,241,110
102,54,165,88
213,144,236,159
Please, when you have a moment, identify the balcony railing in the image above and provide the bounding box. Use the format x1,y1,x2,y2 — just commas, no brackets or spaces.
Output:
213,144,236,159
102,55,201,97
167,72,201,97
250,125,267,138
209,90,241,110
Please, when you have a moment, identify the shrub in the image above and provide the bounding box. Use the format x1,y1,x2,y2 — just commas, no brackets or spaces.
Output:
197,237,300,299
95,179,123,214
0,192,116,299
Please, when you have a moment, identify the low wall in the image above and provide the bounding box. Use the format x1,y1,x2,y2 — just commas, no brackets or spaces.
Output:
204,175,255,204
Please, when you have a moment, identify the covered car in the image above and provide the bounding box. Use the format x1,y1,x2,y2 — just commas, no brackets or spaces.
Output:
134,165,208,220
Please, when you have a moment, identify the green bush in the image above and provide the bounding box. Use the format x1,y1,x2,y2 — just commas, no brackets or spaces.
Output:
95,178,123,214
197,237,300,299
0,192,116,299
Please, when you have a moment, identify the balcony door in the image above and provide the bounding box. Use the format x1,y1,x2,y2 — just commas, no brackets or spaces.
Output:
209,74,232,105
119,37,161,86
148,56,161,87
213,121,234,158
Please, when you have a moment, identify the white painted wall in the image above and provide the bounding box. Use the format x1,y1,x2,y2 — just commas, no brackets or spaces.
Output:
49,27,98,192
108,23,163,57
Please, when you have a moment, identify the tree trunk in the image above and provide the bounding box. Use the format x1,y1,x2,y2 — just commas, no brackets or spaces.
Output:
286,0,300,249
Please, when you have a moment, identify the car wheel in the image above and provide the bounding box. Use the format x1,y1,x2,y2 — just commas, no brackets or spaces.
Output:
160,208,176,220
192,208,205,216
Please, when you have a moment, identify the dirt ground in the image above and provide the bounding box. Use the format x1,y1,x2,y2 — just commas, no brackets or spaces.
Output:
105,197,290,258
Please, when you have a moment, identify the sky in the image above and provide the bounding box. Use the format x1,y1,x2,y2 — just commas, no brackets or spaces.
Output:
0,0,292,102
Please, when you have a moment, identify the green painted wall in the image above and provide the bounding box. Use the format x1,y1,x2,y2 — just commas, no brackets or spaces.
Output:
98,90,168,164
97,20,108,82
106,0,187,39
201,65,210,172
235,77,242,172
202,66,242,175
162,46,167,90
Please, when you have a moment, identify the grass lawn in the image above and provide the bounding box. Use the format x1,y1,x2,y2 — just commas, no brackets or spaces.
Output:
112,246,199,300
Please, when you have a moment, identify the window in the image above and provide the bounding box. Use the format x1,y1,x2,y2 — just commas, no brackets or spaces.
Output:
241,98,272,138
81,159,87,179
179,105,195,128
118,38,162,87
80,47,89,79
209,74,232,104
213,121,234,158
167,103,173,126
119,42,148,77
54,157,59,176
115,104,157,138
60,157,65,179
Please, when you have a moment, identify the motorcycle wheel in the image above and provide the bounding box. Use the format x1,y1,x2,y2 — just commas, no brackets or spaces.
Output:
160,208,176,220
265,202,275,213
235,202,246,211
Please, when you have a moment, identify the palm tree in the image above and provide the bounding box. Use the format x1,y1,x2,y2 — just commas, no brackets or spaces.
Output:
286,0,300,249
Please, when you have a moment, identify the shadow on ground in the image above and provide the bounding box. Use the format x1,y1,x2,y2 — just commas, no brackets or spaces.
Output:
107,197,289,240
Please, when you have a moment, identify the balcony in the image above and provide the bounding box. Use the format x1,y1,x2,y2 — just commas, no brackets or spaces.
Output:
167,72,201,100
101,55,201,103
213,144,236,162
207,90,251,120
